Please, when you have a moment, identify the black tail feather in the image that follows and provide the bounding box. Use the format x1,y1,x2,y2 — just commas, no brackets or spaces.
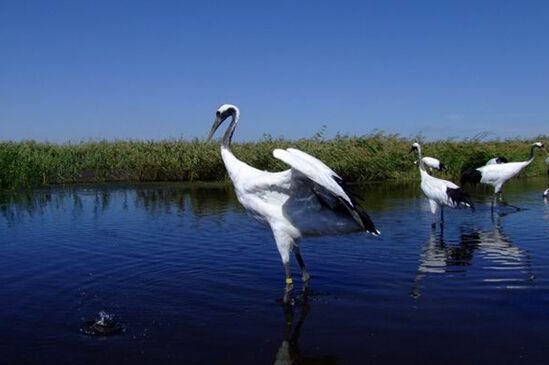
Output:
447,187,475,211
357,206,379,235
337,197,380,235
460,169,481,186
333,175,379,235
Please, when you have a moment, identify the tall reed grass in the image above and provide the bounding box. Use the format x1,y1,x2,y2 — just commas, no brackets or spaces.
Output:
0,134,547,189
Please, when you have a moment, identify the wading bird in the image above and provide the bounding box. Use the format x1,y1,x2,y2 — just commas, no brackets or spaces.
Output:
207,104,379,303
486,156,508,165
461,142,546,212
411,143,474,226
414,157,447,172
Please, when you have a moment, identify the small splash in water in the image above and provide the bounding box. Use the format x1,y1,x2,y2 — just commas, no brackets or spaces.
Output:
80,311,125,336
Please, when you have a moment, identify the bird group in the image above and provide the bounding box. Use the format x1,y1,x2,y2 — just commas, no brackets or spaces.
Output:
207,104,546,302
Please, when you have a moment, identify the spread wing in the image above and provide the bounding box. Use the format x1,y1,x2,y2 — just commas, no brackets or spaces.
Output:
273,148,379,235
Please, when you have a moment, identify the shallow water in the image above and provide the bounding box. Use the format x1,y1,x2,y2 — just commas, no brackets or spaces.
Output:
1,178,548,364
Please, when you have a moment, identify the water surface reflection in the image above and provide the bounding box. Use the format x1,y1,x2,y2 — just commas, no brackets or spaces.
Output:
1,180,549,364
412,218,533,298
274,292,338,365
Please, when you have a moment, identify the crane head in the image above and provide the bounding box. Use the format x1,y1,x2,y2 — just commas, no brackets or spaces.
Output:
409,142,421,153
207,104,239,142
533,141,546,154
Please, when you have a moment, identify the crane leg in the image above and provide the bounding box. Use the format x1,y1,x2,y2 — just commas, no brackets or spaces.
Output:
496,192,522,212
293,246,310,284
283,262,293,305
499,200,522,211
272,227,295,304
440,208,444,225
500,201,521,211
429,200,438,228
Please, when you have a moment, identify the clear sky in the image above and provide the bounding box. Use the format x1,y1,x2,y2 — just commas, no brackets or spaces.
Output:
1,0,548,142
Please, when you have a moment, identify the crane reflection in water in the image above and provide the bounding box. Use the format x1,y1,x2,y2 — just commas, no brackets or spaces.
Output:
274,290,338,365
411,218,534,298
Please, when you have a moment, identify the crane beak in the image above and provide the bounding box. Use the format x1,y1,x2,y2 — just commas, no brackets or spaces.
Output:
408,147,415,154
207,115,223,142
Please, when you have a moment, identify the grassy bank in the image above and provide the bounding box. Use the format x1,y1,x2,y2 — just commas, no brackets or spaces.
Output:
0,134,547,189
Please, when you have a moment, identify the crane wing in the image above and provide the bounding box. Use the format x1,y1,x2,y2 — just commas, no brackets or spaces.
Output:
273,148,379,235
273,148,351,205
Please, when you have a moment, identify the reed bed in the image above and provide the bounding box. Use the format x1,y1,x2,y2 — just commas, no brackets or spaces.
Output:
0,134,547,189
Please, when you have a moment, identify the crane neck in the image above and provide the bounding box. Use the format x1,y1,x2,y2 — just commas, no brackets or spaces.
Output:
415,146,427,172
219,108,247,185
222,108,240,150
527,144,538,163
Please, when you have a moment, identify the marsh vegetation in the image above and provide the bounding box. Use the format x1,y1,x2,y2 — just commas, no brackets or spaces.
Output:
0,134,547,189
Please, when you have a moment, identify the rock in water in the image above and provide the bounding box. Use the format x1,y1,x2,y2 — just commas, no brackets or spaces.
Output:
80,311,125,336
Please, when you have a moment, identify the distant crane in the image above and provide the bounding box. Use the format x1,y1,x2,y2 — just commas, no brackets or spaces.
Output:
411,143,474,226
461,142,546,211
414,157,447,172
486,156,508,165
207,104,379,303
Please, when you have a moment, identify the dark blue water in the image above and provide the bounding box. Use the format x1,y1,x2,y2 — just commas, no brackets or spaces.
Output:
1,179,548,364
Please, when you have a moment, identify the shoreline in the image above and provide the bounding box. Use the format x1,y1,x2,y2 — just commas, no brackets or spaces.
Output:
1,135,547,189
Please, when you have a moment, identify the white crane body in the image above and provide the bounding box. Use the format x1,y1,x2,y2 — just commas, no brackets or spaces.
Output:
461,142,545,210
412,143,473,225
209,104,378,302
477,161,531,193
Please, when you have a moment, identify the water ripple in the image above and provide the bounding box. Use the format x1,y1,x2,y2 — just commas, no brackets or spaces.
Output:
1,180,549,364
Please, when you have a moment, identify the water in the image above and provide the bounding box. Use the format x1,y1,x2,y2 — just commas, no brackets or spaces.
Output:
1,179,548,364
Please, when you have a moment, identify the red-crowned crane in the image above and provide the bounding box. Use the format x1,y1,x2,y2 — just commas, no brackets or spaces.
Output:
461,142,545,212
207,104,379,303
486,156,508,165
414,157,447,172
411,143,474,227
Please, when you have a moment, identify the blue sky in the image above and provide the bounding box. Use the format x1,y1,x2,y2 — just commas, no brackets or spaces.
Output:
1,0,548,142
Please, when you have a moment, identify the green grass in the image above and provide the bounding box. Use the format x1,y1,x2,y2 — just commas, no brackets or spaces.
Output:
0,134,547,189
